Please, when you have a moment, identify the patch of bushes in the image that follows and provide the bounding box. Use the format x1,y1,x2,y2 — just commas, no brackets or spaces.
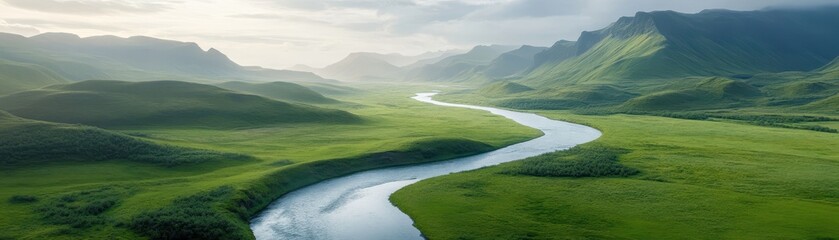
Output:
503,144,639,178
36,187,124,228
8,195,38,203
128,186,245,240
0,123,252,166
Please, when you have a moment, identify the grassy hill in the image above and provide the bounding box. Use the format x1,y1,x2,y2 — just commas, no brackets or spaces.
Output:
216,81,338,104
0,110,248,166
0,80,359,128
0,59,67,95
477,81,534,97
620,77,763,111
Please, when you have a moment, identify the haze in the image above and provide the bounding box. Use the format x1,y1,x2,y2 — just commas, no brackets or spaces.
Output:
0,0,834,68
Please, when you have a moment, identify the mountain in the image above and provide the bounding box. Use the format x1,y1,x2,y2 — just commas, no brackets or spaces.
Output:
408,45,519,81
0,59,67,95
0,32,330,83
482,45,548,79
216,81,339,104
524,7,839,86
318,53,404,81
0,110,248,166
0,80,359,128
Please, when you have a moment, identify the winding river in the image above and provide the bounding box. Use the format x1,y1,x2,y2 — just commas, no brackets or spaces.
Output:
250,93,602,240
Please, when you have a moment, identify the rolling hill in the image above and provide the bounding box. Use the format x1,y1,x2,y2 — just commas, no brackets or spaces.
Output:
0,32,330,83
0,110,248,166
216,81,339,104
0,59,67,95
0,80,359,128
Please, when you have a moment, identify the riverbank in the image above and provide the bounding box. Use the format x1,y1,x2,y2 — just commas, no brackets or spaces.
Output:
249,93,600,239
392,112,839,239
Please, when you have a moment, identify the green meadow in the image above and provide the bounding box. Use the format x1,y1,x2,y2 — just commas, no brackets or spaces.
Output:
392,111,839,239
0,85,539,239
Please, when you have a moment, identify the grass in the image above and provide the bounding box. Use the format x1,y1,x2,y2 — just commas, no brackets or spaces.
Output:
0,84,540,239
501,144,639,178
392,112,839,240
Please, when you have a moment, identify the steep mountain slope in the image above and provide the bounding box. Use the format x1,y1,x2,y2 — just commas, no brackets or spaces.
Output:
0,32,329,83
0,80,359,128
216,81,338,104
0,110,247,166
524,7,839,86
0,59,67,95
408,45,518,81
318,53,404,81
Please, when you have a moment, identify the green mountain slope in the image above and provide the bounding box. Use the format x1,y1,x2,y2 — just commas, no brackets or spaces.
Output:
0,110,247,166
217,81,338,104
0,32,329,83
0,80,359,128
0,59,67,95
525,7,839,86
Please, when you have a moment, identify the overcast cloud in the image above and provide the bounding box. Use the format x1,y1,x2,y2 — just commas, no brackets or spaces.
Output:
0,0,836,68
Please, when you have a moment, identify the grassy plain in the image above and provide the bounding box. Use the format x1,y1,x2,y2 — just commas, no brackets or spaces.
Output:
0,85,539,239
393,112,839,239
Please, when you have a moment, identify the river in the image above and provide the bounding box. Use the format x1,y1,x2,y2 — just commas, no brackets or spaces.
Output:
250,92,601,240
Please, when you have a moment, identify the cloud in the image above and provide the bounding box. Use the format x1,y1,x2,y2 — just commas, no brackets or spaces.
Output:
5,18,125,31
0,19,40,36
2,0,177,15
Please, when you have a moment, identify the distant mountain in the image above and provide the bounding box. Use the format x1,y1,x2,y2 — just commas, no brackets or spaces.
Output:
318,53,404,81
407,45,518,81
0,32,330,83
0,80,359,128
0,59,67,95
524,7,839,86
216,81,339,104
482,45,548,79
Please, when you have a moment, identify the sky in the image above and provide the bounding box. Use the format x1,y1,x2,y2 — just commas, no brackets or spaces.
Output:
1,0,836,69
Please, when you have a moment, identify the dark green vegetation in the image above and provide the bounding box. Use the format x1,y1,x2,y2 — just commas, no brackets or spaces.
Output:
0,32,330,85
0,84,539,239
0,80,358,128
216,81,339,104
502,144,638,178
0,110,248,166
393,113,839,239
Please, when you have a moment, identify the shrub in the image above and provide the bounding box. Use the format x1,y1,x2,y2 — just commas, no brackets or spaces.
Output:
129,186,245,240
503,144,639,178
8,195,38,203
36,187,123,228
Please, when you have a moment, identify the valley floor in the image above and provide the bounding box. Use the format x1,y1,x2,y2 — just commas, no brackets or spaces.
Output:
392,111,839,239
0,85,539,239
